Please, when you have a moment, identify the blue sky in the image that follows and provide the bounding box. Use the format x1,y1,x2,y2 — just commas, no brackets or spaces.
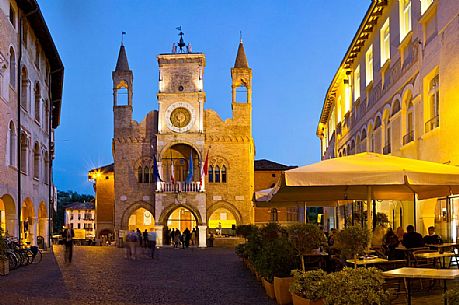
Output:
37,1,370,194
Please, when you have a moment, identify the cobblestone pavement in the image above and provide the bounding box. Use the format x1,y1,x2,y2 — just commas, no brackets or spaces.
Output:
0,246,277,305
1,246,458,305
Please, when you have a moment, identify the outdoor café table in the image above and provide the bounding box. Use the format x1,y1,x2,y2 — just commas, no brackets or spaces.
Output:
382,267,459,305
346,257,388,267
426,243,458,249
415,252,456,269
303,252,329,270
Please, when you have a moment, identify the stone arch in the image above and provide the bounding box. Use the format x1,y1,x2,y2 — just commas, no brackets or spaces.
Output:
120,201,155,230
158,202,203,226
22,197,35,243
207,201,243,225
0,194,16,236
159,141,202,161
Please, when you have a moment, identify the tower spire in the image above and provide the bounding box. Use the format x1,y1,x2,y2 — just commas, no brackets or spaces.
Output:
115,43,130,72
234,39,249,68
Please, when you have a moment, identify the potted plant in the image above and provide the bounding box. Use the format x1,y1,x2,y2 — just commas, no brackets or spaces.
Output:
0,228,9,276
288,224,326,271
256,234,298,304
444,289,459,305
289,269,327,305
323,267,389,305
335,225,370,265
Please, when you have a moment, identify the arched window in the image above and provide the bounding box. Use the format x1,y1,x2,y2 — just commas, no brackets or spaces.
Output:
33,142,40,179
208,165,213,183
7,121,16,166
270,208,278,222
137,166,143,183
351,140,356,154
149,166,154,183
43,151,49,184
20,133,28,174
34,83,41,123
21,67,29,111
391,100,401,116
44,100,49,133
9,47,15,87
221,165,227,183
236,85,248,103
374,116,382,129
404,101,414,144
143,166,150,183
427,74,439,132
215,165,221,183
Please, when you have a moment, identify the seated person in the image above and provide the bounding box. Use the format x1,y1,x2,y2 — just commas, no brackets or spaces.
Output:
423,226,443,245
402,225,425,249
383,228,404,260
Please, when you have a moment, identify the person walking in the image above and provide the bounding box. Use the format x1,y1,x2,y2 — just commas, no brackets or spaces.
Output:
183,228,191,249
147,228,157,259
126,230,138,260
136,228,142,247
174,229,181,248
143,229,148,248
170,228,175,246
62,226,74,265
191,228,196,246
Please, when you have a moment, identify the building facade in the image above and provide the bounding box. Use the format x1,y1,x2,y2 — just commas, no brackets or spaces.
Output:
64,202,95,239
0,0,63,247
317,0,459,238
89,36,254,246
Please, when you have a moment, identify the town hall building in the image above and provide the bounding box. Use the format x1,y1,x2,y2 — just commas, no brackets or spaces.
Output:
89,34,255,246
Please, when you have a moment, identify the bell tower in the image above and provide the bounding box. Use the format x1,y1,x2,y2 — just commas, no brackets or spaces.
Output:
113,43,133,129
231,39,252,126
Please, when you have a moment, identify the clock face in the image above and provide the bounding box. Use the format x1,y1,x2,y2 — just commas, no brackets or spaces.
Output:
165,102,196,133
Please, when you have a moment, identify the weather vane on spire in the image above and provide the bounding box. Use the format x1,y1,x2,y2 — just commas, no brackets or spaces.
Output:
121,31,126,46
240,30,243,43
176,26,186,53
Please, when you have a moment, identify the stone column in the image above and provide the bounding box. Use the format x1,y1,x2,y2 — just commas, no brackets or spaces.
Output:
155,224,164,246
198,225,207,247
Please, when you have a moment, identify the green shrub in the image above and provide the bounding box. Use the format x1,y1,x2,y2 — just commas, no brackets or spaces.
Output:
335,225,370,259
235,225,258,239
324,267,389,305
290,269,327,300
288,223,326,270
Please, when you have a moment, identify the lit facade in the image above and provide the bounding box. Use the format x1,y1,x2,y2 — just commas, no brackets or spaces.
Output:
89,36,254,246
317,0,459,238
64,202,95,239
0,0,63,247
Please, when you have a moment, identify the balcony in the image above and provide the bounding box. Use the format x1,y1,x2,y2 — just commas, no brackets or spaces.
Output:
383,144,391,155
157,181,202,193
403,131,414,145
425,115,439,133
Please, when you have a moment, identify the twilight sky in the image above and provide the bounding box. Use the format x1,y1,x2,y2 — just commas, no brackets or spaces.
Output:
37,1,370,194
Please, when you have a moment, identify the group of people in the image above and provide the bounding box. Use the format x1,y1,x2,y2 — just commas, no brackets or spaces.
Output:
382,225,443,259
165,227,197,248
124,228,157,260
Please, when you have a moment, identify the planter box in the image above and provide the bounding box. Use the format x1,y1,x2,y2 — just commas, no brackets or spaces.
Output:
292,294,324,305
0,258,9,276
274,276,293,305
262,277,276,299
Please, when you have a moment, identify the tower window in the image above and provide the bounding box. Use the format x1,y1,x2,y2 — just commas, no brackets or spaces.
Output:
137,166,143,183
143,166,150,183
116,86,129,106
215,166,221,183
221,166,227,183
236,85,248,103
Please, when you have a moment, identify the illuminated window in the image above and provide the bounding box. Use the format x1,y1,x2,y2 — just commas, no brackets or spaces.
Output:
354,65,360,100
399,0,412,42
380,18,390,66
270,208,278,222
421,0,434,15
403,100,414,145
365,45,373,85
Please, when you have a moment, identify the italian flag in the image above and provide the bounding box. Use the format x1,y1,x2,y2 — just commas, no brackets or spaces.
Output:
200,151,209,188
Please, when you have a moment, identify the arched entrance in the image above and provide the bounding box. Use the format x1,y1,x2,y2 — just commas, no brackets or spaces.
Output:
38,201,47,239
207,202,241,236
0,194,16,236
167,207,198,232
21,198,35,244
128,207,156,232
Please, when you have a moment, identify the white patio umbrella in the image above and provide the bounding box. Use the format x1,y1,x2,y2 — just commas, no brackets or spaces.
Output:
255,152,459,230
